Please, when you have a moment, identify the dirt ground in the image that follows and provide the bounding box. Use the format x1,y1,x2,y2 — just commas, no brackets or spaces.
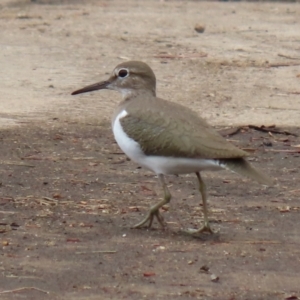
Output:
0,0,300,299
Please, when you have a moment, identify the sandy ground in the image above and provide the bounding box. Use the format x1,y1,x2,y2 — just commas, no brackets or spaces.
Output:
0,1,300,300
0,0,300,128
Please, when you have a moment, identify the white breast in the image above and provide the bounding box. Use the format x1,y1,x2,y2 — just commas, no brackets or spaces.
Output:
113,110,146,164
112,110,223,175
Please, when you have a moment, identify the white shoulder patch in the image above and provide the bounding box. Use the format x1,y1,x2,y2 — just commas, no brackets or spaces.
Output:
112,110,145,164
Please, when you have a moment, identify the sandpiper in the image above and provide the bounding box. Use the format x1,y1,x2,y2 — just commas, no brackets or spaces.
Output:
72,61,272,234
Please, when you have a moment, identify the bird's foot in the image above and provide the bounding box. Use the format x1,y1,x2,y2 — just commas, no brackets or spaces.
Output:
132,209,166,229
182,222,216,236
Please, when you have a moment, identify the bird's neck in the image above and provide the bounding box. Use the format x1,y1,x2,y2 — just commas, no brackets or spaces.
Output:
121,88,156,101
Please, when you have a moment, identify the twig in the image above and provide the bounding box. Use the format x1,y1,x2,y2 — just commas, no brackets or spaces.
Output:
154,53,207,59
265,149,300,153
0,287,49,294
219,127,241,137
267,62,300,68
289,189,300,194
248,125,298,137
76,250,117,254
111,159,127,164
0,161,35,167
36,197,58,206
241,148,256,152
72,157,95,160
42,197,59,202
278,53,300,60
242,240,281,244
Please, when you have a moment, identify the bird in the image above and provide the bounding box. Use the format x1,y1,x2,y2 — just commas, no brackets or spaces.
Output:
71,61,272,235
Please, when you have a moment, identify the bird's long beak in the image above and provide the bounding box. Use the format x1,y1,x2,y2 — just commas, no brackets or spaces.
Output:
71,80,111,95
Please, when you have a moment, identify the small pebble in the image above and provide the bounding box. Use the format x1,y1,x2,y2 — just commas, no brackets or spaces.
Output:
210,274,219,282
263,141,273,147
194,24,205,33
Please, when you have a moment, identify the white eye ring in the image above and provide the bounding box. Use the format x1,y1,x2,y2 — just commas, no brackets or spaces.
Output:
117,68,129,78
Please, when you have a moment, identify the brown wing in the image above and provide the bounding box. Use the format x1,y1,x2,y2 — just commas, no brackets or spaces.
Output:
120,96,249,159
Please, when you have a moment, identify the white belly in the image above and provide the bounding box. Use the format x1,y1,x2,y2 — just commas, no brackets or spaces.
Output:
112,110,223,175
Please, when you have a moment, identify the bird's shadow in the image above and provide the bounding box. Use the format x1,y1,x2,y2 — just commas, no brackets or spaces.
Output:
128,224,222,243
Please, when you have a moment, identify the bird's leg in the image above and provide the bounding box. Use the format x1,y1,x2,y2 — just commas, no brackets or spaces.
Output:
133,174,171,229
184,172,214,235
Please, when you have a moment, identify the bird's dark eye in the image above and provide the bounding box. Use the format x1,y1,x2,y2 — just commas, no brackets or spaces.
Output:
118,69,129,78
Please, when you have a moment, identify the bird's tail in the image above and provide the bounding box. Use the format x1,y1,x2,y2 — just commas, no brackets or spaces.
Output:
219,158,273,185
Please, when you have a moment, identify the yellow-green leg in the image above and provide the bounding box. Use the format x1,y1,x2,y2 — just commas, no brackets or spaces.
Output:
185,172,214,235
133,174,171,229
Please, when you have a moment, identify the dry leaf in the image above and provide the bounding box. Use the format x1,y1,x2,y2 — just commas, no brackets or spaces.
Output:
143,272,155,277
52,193,62,199
66,238,80,243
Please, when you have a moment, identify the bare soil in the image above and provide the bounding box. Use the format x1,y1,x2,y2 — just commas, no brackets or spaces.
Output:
0,122,299,300
1,0,300,299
